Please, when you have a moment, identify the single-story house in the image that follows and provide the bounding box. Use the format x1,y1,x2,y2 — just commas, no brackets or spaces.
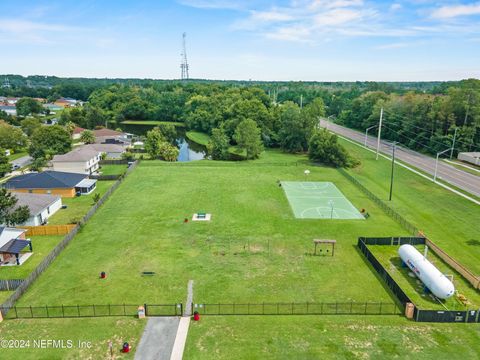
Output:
4,171,97,197
0,227,32,266
86,143,127,159
72,126,86,140
0,105,17,116
51,146,102,175
94,128,132,145
10,192,62,226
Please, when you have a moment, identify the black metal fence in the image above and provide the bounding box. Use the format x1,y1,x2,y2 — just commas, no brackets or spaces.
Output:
357,238,413,308
0,161,139,317
0,303,182,319
338,169,418,235
99,159,130,165
359,237,426,246
192,301,401,316
0,279,24,291
89,174,122,181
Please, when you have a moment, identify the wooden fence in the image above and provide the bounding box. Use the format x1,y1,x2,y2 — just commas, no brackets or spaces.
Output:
18,224,76,236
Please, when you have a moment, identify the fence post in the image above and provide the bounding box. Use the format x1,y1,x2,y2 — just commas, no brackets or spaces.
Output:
77,305,80,317
14,306,17,318
46,305,49,318
93,304,96,317
292,302,294,315
108,304,111,316
62,305,64,317
379,302,382,314
30,305,33,318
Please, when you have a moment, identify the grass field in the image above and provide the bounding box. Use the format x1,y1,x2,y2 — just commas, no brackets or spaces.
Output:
99,164,128,176
186,131,210,146
16,151,405,306
47,181,115,225
0,236,64,280
0,317,145,360
8,150,28,161
184,315,480,359
341,139,480,274
121,120,185,127
369,245,480,310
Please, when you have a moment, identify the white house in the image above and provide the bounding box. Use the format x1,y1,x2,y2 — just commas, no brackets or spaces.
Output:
51,146,102,175
0,227,32,266
11,192,63,226
87,143,127,160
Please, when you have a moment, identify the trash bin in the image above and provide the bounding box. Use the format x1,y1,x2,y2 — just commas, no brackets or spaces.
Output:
100,271,106,279
122,342,130,353
193,311,200,321
138,306,146,319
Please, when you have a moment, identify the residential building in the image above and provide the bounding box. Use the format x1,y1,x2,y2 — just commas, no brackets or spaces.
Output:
51,146,102,175
0,227,32,266
0,105,16,116
72,126,86,140
94,128,132,145
4,171,97,197
87,143,127,159
10,192,63,226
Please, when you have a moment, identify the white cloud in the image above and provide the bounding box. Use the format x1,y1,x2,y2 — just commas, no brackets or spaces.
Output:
431,2,480,19
390,3,402,11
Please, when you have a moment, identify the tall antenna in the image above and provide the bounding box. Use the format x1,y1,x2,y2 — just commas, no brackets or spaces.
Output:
180,32,190,80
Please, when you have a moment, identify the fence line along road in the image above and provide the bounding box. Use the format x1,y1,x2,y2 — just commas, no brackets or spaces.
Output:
0,161,139,316
320,119,480,200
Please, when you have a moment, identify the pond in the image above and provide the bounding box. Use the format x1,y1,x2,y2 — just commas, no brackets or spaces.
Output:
176,137,206,162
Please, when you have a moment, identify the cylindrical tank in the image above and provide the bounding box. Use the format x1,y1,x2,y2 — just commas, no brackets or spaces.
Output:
398,244,455,299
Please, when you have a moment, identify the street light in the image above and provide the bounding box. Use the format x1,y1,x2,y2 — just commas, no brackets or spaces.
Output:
434,148,452,182
365,124,378,147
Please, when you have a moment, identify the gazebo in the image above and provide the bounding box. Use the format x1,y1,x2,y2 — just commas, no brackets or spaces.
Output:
0,239,32,265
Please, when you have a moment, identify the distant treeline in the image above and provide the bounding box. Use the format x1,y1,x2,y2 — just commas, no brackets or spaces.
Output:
1,75,478,155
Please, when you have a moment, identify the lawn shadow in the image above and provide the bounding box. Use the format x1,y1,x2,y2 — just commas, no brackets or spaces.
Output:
466,239,480,246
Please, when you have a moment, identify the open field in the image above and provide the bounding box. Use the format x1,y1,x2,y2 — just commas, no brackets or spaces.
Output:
8,150,27,161
184,315,480,359
369,245,480,310
341,139,480,274
0,317,145,360
16,151,406,306
47,181,115,225
186,131,210,146
0,236,64,280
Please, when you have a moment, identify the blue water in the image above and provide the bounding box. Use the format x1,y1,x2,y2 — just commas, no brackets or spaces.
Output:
177,138,206,162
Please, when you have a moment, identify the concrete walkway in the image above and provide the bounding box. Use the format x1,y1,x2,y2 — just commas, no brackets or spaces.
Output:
170,280,194,360
134,317,180,360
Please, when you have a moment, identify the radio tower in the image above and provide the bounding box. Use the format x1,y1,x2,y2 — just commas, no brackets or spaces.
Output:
180,32,190,80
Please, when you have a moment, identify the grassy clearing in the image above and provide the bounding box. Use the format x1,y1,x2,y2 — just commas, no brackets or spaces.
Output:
99,164,128,176
0,291,13,303
8,150,28,161
369,245,480,310
47,181,115,225
0,236,64,280
340,139,480,274
17,151,405,306
186,131,210,146
184,315,480,359
121,120,185,127
0,317,145,360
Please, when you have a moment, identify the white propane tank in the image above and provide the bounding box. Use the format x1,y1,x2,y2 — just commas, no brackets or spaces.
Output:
398,244,454,299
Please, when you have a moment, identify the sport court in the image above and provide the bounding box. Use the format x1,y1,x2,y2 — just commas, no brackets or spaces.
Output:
281,181,365,220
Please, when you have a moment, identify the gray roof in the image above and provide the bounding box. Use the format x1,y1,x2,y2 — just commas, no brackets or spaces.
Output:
86,143,126,153
12,192,61,215
5,171,88,189
52,146,100,162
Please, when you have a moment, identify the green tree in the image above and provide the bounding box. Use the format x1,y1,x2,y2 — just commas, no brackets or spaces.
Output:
80,130,95,144
29,125,72,159
20,118,42,136
158,142,179,161
0,148,12,176
0,189,30,226
145,127,165,159
0,121,27,151
30,157,47,172
157,123,177,144
16,97,43,117
278,102,309,153
233,119,263,160
207,126,230,160
308,129,358,168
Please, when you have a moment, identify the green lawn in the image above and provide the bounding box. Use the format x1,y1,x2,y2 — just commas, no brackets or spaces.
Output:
0,291,14,303
0,317,145,360
99,164,128,176
47,181,116,225
0,236,64,280
369,245,480,310
121,120,185,127
340,139,480,274
186,131,210,146
17,151,406,306
8,150,28,161
184,315,480,359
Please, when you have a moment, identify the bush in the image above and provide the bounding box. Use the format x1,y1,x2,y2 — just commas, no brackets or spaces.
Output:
308,129,359,168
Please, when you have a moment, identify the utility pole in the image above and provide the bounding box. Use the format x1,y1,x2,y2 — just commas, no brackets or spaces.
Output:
376,107,383,160
434,148,451,182
450,127,458,159
389,142,397,201
365,124,378,147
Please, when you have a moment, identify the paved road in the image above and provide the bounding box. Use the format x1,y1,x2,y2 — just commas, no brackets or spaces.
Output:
10,155,33,169
320,119,480,198
134,317,180,360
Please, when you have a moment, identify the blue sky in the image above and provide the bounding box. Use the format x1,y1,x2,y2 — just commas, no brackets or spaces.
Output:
0,0,479,81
